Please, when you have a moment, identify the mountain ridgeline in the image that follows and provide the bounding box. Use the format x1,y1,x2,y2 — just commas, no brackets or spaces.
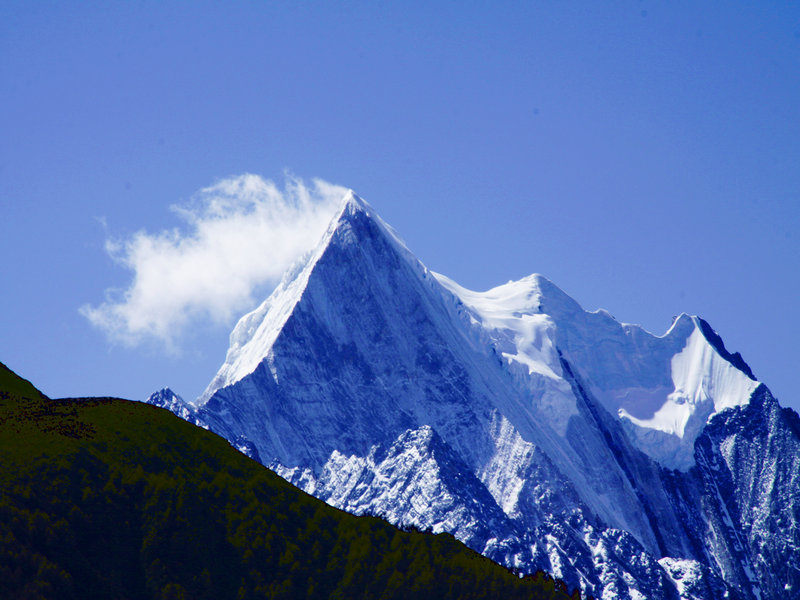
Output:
150,193,800,600
0,361,579,600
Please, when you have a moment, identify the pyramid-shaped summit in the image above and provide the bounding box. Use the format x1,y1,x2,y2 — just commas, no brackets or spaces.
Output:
150,191,799,600
195,190,502,471
197,191,419,404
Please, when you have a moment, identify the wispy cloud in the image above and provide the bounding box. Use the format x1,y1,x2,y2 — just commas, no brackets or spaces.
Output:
81,174,347,350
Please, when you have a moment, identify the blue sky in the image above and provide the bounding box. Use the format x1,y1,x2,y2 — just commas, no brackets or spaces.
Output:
2,2,799,412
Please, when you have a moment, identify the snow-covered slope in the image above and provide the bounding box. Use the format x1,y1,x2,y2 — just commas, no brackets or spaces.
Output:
435,273,759,471
149,192,799,600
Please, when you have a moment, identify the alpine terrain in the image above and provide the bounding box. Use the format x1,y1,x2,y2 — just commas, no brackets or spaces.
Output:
149,192,800,600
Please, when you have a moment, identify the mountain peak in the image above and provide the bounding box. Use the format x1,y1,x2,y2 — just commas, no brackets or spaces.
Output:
340,189,369,215
694,316,756,380
328,190,411,257
504,273,583,317
327,190,378,244
147,387,198,421
197,192,421,405
150,190,794,599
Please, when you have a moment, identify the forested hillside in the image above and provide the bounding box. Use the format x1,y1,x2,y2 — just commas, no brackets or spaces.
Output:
0,362,579,600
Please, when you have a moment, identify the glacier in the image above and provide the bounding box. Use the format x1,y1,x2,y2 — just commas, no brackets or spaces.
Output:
148,192,800,600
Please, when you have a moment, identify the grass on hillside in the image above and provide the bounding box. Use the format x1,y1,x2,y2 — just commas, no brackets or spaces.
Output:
0,361,580,600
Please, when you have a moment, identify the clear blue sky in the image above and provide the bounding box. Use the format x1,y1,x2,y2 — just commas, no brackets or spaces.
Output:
2,2,799,413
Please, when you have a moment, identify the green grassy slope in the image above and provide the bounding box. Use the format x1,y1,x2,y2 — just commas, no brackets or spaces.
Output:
0,361,46,401
0,362,580,600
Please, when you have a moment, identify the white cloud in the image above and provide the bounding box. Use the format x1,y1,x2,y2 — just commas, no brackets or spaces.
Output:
81,174,347,350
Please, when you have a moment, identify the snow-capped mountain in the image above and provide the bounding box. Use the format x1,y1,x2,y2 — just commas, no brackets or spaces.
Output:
149,192,799,600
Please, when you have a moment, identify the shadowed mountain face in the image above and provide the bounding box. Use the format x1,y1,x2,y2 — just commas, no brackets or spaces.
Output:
0,361,580,600
150,193,800,600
